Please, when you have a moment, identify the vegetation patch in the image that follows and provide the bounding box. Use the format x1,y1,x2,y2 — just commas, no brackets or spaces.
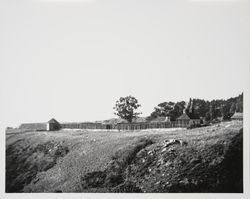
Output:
124,128,243,193
5,121,243,193
80,138,154,192
6,140,69,193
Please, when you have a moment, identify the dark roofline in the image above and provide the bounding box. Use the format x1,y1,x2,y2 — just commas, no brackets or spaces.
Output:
176,113,191,120
48,118,60,124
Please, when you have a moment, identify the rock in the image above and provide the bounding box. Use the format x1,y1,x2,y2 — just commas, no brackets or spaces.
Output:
167,148,175,153
191,179,198,185
178,160,183,165
164,139,176,143
190,158,202,164
209,156,224,166
179,178,189,185
165,161,172,167
157,158,164,166
163,139,187,147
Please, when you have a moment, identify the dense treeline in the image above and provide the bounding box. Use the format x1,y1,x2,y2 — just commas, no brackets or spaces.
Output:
148,93,243,122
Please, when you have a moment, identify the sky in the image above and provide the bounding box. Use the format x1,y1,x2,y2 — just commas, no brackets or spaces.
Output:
0,0,249,129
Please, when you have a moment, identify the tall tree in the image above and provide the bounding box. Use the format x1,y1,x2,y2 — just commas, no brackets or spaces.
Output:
189,99,209,119
235,93,243,112
148,101,186,121
205,104,215,121
169,101,186,121
230,103,236,115
186,98,196,119
220,102,233,120
113,95,141,123
148,93,243,122
147,101,175,120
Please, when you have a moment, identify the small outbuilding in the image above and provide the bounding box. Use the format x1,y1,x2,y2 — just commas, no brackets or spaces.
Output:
102,118,126,129
231,112,243,121
176,112,191,127
47,118,61,131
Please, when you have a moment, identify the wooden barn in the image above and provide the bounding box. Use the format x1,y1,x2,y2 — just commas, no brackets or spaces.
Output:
47,118,61,131
231,112,243,121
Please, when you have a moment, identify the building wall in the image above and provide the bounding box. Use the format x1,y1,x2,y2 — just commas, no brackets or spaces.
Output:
231,117,243,121
61,122,107,129
59,120,195,130
176,120,190,128
47,123,61,131
19,123,47,131
190,119,201,125
117,120,193,130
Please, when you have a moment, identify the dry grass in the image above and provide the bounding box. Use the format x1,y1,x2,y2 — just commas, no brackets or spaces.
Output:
5,120,243,192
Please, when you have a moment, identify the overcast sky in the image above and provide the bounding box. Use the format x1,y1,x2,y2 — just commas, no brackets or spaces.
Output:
0,0,249,128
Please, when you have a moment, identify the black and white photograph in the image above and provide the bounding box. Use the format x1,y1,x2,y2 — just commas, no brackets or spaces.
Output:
0,0,249,198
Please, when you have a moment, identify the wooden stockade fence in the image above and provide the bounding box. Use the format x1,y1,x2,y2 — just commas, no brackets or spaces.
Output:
116,121,189,130
60,120,192,131
14,118,199,132
60,122,107,130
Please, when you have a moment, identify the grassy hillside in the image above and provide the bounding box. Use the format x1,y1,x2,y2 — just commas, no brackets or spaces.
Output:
6,121,243,193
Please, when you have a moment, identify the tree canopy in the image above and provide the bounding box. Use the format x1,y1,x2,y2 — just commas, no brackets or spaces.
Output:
147,101,186,121
148,93,243,122
113,95,141,123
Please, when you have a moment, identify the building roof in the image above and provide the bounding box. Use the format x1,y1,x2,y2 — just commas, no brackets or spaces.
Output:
132,117,147,123
102,118,127,125
19,123,46,130
231,112,243,119
150,116,167,123
48,118,60,124
102,117,148,124
176,113,191,120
